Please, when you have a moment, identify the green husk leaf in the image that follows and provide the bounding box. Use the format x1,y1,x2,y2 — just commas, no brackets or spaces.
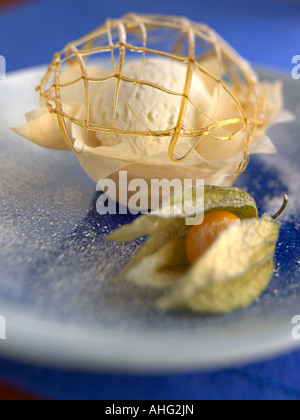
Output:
122,236,189,287
107,185,257,242
203,186,258,219
107,216,175,242
157,217,280,314
115,217,189,282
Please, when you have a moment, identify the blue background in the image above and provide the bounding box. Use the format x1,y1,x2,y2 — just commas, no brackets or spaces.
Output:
1,0,300,400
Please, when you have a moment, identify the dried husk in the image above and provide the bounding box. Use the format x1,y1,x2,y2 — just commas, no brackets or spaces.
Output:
158,216,279,314
108,187,280,314
108,185,258,285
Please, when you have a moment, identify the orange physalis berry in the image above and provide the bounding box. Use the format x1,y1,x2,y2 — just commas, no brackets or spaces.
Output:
186,210,241,264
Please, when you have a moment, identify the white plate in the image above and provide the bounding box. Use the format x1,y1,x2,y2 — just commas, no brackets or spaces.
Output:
0,66,299,372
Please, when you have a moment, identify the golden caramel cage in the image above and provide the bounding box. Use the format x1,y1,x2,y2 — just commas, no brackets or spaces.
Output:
37,13,265,174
